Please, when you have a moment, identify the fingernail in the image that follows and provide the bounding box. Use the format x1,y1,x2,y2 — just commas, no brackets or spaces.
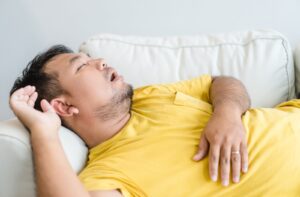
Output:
222,180,229,186
211,175,217,182
243,166,248,173
233,176,239,183
193,155,199,161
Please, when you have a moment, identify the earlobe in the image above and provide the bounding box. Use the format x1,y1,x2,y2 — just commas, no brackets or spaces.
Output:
50,98,79,117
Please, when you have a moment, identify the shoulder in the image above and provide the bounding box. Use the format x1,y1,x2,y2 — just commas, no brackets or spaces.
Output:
89,189,123,197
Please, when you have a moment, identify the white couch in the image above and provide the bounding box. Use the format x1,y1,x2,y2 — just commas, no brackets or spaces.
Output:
0,29,298,197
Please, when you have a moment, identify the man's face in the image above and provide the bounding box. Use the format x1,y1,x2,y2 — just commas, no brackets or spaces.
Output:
45,52,133,120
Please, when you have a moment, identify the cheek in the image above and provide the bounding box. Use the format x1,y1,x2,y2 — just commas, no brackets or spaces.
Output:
73,78,113,105
62,71,115,108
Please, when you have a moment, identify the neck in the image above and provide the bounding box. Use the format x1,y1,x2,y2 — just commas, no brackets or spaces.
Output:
70,111,131,148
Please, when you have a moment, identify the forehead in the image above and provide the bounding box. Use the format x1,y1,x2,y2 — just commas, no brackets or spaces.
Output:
44,52,89,75
45,53,77,71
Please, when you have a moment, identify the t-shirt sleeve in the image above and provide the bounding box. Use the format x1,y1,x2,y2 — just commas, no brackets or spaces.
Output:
275,99,300,109
161,74,213,102
78,167,146,197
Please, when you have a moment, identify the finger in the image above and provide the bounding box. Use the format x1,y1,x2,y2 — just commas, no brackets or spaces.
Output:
11,87,25,99
209,145,220,182
18,93,30,103
9,87,27,108
231,145,241,183
11,86,34,99
23,95,29,102
23,85,35,94
240,141,248,173
193,133,209,161
28,92,38,107
220,145,231,186
40,99,54,113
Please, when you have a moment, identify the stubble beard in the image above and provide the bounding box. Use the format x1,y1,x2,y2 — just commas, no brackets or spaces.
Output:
94,84,133,121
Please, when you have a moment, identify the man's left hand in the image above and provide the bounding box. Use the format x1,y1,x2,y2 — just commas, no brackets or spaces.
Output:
193,112,248,186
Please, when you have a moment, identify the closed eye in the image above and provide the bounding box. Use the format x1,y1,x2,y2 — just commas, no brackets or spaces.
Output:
77,63,87,71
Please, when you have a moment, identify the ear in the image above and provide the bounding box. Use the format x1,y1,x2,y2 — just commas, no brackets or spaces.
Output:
50,98,79,117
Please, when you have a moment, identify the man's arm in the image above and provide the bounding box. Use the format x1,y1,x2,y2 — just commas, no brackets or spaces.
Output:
32,136,122,197
210,76,250,114
31,134,90,197
193,76,250,186
9,85,122,197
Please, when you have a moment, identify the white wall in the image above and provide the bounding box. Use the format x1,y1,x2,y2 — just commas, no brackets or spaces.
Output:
1,0,300,120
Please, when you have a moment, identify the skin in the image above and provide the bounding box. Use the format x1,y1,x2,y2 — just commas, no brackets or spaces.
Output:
45,53,133,148
194,77,249,185
9,52,250,197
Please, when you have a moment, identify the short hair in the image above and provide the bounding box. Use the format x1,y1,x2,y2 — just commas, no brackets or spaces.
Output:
10,45,74,111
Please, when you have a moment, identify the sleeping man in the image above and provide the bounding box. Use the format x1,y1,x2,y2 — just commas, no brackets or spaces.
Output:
9,45,300,197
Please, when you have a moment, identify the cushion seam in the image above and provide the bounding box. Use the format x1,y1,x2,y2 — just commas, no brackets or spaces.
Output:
87,36,285,49
279,38,291,100
0,133,31,150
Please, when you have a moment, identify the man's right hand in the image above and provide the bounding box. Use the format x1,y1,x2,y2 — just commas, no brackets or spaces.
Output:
9,85,61,139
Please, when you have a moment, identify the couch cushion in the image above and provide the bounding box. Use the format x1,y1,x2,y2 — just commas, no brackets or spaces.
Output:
0,119,88,197
80,29,295,107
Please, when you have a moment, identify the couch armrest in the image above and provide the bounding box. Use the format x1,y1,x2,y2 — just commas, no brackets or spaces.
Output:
0,118,88,197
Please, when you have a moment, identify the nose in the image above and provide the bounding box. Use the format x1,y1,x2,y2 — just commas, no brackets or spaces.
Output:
89,58,107,70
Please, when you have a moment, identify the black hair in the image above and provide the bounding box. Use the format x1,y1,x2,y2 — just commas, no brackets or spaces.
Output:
10,45,74,111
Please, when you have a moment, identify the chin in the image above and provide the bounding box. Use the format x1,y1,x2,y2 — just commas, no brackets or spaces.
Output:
94,83,133,121
123,83,134,102
112,82,133,103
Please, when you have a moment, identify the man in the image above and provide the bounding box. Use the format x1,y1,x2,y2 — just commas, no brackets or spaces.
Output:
9,45,300,197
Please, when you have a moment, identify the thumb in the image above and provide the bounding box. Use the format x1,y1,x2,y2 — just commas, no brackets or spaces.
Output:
40,99,55,113
193,134,209,161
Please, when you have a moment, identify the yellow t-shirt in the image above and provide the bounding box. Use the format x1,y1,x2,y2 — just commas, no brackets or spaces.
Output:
79,75,300,197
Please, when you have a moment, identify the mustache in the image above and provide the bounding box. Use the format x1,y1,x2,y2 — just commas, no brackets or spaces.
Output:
104,69,110,81
104,67,115,82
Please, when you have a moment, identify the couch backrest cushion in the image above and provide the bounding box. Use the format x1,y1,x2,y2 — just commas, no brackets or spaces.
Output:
80,30,295,107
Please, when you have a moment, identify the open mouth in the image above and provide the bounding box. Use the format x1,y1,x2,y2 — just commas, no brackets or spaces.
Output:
110,71,118,82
